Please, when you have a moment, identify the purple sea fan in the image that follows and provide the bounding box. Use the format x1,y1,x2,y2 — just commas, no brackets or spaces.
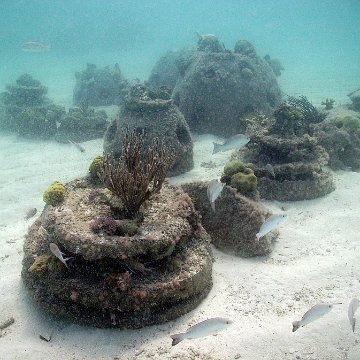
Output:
89,216,118,235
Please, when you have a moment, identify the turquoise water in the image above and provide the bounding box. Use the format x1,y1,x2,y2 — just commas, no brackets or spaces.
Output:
1,2,360,359
0,0,359,105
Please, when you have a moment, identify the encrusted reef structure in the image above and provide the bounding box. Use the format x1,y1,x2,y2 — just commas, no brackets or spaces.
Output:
0,74,64,138
104,83,194,176
149,35,281,137
147,49,195,92
312,106,360,170
182,182,274,257
55,106,108,143
242,98,335,201
73,63,129,107
22,131,212,328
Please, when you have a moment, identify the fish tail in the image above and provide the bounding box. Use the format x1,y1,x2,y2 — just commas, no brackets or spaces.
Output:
352,318,356,333
170,333,184,346
255,233,261,242
211,201,216,212
292,321,301,332
63,257,73,269
212,142,220,154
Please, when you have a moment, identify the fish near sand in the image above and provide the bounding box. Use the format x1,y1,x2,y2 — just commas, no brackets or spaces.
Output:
207,179,225,212
348,297,359,333
22,41,51,52
212,134,250,154
24,207,37,220
68,139,85,153
256,214,287,241
49,243,72,269
170,317,233,346
292,302,341,332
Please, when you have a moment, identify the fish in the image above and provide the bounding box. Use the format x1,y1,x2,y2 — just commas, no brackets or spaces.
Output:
265,163,275,179
49,243,72,269
207,179,225,212
292,302,341,332
170,317,233,346
24,207,37,220
256,214,287,241
348,297,359,333
68,139,85,153
212,134,250,154
22,41,51,52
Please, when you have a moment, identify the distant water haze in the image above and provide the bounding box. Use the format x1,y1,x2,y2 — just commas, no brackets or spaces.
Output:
0,1,359,106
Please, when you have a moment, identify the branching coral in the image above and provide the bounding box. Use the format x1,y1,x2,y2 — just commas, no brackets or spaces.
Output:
100,128,175,217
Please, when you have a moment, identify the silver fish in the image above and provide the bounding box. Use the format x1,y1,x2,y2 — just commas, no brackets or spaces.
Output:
265,163,275,179
207,179,225,212
171,317,233,346
49,243,72,269
292,302,341,332
68,139,85,153
256,214,287,241
22,41,50,52
348,297,359,333
24,207,37,220
212,134,250,154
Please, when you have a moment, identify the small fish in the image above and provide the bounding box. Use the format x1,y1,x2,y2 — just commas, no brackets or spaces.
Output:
207,179,225,212
68,139,85,153
348,297,359,333
22,41,51,52
212,134,250,154
170,317,233,346
24,207,37,220
49,243,72,269
256,214,287,241
292,303,340,332
265,163,275,179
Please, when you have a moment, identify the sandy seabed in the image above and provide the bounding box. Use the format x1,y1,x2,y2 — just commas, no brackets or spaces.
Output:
0,131,360,360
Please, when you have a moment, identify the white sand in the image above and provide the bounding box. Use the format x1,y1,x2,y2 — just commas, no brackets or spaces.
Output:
1,130,360,360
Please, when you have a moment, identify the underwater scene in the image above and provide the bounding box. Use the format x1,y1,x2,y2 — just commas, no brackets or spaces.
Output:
1,0,360,359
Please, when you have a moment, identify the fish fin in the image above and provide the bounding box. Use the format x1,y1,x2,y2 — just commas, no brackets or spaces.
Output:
212,142,220,154
255,233,261,242
170,333,184,346
292,321,301,332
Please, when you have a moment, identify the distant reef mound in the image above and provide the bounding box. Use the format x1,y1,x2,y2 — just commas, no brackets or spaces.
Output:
73,63,130,107
147,35,282,137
